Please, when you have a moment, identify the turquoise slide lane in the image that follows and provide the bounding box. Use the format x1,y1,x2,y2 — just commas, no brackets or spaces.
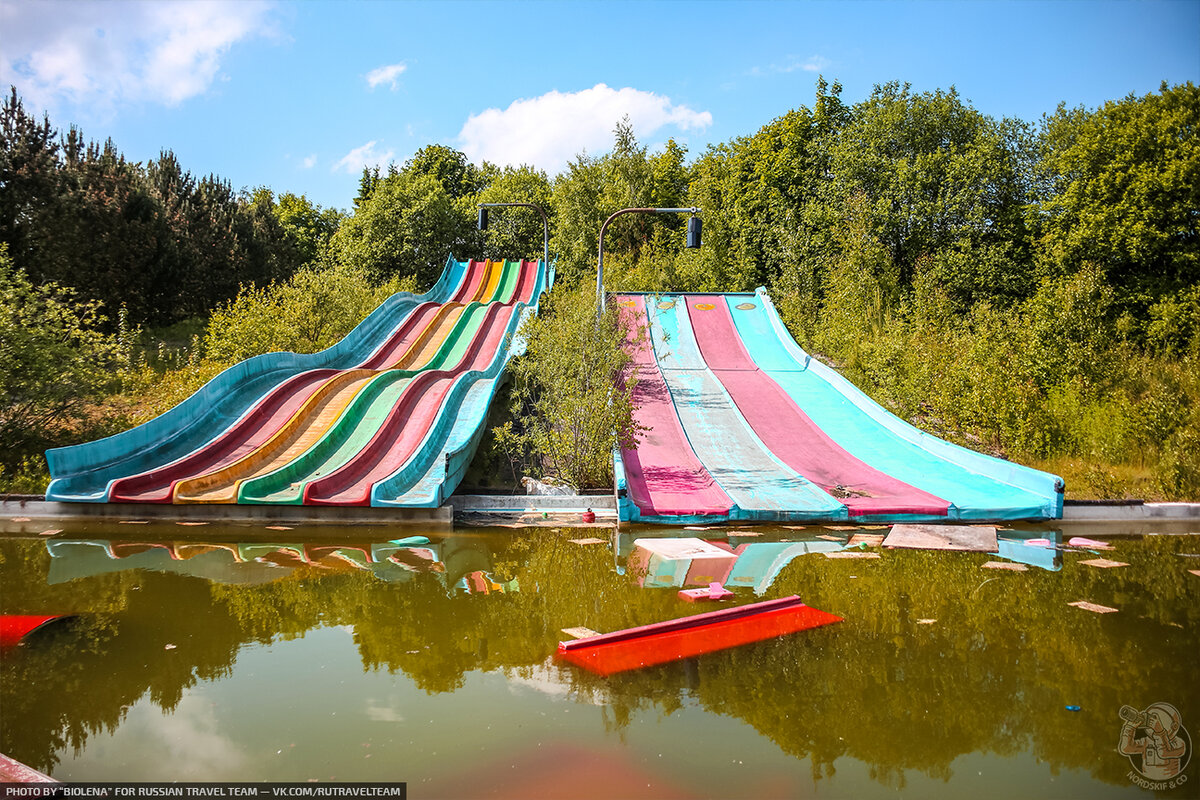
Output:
44,256,472,502
727,290,1062,520
645,296,846,521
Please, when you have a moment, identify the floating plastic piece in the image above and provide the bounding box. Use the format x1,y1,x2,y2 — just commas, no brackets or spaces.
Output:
1066,705,1081,712
916,619,937,625
824,551,881,559
847,533,885,547
1190,570,1200,578
1068,536,1112,550
982,561,1028,571
629,538,737,588
883,524,998,552
678,582,735,602
1068,600,1119,614
39,529,62,537
561,627,601,640
1078,558,1128,569
1025,538,1052,547
582,509,596,523
557,595,841,675
569,537,607,546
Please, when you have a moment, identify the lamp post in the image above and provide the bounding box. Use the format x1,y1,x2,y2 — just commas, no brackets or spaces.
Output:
597,207,701,314
477,202,551,267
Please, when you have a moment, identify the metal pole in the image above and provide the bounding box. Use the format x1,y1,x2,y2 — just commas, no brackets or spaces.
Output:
477,202,550,267
596,207,699,315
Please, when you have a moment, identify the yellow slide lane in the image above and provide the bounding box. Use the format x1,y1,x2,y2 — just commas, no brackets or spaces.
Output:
476,259,503,303
173,369,378,503
389,303,465,370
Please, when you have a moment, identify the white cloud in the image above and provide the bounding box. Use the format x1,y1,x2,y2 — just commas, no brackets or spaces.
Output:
333,140,395,174
366,62,407,91
749,54,831,76
0,0,275,112
457,83,712,174
301,153,317,169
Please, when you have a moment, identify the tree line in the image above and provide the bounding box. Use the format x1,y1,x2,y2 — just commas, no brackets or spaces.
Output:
1,80,1197,496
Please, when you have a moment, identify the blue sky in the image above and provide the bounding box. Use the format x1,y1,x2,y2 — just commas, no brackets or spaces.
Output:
3,0,1197,211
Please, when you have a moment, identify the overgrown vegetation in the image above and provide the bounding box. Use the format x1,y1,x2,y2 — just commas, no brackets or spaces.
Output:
2,80,1197,497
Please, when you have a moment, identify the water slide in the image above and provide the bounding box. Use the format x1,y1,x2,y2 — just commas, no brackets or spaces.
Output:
615,291,1064,524
45,257,551,507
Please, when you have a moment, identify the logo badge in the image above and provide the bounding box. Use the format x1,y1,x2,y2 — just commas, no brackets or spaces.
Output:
1118,702,1192,790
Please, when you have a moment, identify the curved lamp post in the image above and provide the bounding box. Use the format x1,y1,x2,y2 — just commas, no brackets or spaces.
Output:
477,202,551,267
597,207,701,314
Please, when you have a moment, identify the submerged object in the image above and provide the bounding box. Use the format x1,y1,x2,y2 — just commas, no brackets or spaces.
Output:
556,595,840,675
0,615,69,648
678,582,735,602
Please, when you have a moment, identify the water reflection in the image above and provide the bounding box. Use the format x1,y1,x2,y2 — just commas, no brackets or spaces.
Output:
1,527,1197,796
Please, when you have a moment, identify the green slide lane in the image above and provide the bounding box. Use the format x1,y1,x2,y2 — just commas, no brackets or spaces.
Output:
493,258,520,304
236,302,494,504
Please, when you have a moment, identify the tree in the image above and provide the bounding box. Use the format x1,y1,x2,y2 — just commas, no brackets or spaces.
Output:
332,171,473,289
0,245,123,467
274,192,343,264
477,165,552,262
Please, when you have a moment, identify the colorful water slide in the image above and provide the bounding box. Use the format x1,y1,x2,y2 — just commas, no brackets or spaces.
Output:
615,291,1063,524
46,257,550,507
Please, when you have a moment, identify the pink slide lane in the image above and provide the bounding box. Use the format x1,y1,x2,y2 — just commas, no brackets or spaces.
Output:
618,296,732,517
303,303,517,506
686,297,950,517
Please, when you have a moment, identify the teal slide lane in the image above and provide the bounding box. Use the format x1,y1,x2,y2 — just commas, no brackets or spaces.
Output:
44,257,469,502
739,288,1063,520
372,262,552,507
236,301,496,505
648,295,846,521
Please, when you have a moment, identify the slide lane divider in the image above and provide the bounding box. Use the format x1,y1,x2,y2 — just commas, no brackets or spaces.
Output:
45,255,471,502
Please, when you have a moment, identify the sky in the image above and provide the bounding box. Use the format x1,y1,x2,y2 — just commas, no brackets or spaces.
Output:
2,0,1198,212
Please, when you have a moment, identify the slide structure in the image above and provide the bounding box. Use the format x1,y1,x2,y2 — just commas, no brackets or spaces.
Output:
614,291,1064,524
45,257,551,508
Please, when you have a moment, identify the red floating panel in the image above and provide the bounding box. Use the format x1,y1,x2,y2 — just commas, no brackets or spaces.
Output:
556,596,840,676
0,615,67,648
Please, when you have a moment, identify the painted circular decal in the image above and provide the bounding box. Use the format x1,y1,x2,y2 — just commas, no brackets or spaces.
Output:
735,302,757,310
657,301,676,310
618,299,637,308
693,302,715,310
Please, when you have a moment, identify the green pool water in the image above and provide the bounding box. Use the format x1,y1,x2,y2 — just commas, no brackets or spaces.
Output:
1,521,1197,798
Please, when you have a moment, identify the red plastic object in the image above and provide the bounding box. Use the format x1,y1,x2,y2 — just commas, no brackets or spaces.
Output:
679,582,734,602
0,615,67,648
556,595,840,675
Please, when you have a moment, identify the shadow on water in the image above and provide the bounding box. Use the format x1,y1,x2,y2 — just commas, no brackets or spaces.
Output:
1,521,1198,796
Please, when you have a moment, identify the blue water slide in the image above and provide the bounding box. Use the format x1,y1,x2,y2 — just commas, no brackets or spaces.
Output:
739,289,1063,521
44,257,469,502
648,295,846,521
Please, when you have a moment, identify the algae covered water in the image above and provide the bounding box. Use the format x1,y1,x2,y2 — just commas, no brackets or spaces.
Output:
1,522,1197,798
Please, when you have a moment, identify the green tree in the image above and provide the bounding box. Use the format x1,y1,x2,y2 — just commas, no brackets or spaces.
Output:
477,165,552,262
332,171,473,289
272,191,343,265
498,282,643,488
0,245,123,468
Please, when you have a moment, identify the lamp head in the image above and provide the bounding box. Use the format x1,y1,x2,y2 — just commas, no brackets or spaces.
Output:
477,207,488,231
686,215,702,249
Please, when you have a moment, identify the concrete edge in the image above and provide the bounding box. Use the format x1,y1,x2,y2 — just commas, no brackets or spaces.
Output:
1,499,451,526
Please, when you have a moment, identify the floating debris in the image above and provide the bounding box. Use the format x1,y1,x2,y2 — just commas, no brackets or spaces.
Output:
1067,536,1112,550
164,643,177,650
266,525,293,531
1188,570,1200,578
176,521,208,527
119,520,149,525
883,524,998,552
824,552,880,559
817,534,844,541
10,517,31,523
38,529,62,537
569,537,607,546
916,619,937,625
1068,600,1119,614
847,533,885,547
982,561,1028,571
560,627,600,640
679,582,735,602
1078,558,1129,569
